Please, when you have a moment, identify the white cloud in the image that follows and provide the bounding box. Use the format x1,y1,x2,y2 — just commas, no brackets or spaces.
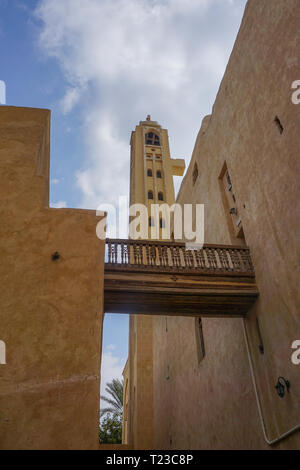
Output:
51,178,60,185
51,200,67,208
59,86,82,114
100,349,126,402
35,0,247,210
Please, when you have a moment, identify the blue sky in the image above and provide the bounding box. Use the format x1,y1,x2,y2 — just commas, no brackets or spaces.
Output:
0,0,247,398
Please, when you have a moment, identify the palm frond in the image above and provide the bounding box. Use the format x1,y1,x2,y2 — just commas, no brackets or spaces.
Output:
100,378,124,418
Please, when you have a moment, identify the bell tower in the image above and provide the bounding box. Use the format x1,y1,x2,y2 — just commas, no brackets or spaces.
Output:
126,117,185,448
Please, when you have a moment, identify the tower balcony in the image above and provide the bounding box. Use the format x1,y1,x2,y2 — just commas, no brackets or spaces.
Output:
104,239,259,317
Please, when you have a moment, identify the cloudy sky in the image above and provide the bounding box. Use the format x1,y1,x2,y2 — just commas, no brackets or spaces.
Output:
1,0,247,405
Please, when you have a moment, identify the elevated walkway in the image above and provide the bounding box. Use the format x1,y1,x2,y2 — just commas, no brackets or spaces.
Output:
104,239,258,317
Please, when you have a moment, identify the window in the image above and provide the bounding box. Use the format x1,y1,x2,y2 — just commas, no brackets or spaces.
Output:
274,115,284,134
193,163,198,185
149,216,154,227
145,131,160,146
148,190,153,200
195,317,205,364
147,169,152,177
156,170,162,178
219,163,245,241
160,218,165,228
158,192,163,201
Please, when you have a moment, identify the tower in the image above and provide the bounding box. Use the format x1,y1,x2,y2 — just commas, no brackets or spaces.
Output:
126,117,185,448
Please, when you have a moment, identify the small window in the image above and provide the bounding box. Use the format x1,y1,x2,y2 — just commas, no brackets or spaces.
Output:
193,163,198,186
220,163,245,241
160,219,165,228
148,190,153,200
156,170,162,178
145,131,160,146
274,115,284,134
149,216,154,227
195,317,205,364
158,192,163,201
147,169,152,177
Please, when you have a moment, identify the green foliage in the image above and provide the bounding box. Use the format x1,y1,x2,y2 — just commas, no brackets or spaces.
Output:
99,378,124,444
99,413,122,444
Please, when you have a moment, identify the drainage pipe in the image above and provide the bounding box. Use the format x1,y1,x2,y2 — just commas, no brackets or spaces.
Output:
242,319,300,446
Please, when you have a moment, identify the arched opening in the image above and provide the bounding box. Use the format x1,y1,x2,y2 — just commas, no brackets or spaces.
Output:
148,190,153,200
145,131,160,146
156,170,162,178
158,192,164,201
147,169,152,177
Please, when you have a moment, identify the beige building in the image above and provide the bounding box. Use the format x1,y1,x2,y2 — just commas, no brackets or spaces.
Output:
0,106,105,449
125,0,300,450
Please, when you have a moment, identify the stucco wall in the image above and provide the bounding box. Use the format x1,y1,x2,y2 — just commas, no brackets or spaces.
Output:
152,0,300,449
0,106,105,449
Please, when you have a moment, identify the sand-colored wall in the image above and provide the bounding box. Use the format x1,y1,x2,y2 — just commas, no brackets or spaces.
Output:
0,106,105,449
152,0,300,449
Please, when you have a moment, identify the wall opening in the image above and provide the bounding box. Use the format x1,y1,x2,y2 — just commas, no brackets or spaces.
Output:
99,313,129,446
195,317,205,364
219,162,246,242
192,162,198,185
274,115,284,134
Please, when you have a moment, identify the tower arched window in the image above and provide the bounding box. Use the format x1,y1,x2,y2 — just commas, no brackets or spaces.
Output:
158,192,164,201
156,170,162,178
147,169,152,177
148,190,154,200
145,132,160,146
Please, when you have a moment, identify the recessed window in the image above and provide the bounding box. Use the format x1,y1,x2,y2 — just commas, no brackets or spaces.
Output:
149,216,154,227
148,190,153,200
274,115,284,134
156,170,162,178
145,131,160,146
147,169,152,177
193,163,198,186
158,192,163,201
219,163,245,241
195,317,205,364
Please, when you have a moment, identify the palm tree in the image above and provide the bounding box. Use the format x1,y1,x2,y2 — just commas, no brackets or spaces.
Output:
100,378,123,418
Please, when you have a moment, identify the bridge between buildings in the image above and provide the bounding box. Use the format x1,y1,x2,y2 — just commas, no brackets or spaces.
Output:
104,239,259,317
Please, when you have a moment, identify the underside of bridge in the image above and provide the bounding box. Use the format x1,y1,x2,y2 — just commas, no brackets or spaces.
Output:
104,239,259,317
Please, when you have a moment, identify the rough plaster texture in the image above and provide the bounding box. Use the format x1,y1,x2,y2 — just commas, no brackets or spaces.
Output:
0,106,105,449
152,0,300,449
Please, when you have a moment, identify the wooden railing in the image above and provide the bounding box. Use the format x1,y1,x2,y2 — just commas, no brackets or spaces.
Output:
105,239,254,275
